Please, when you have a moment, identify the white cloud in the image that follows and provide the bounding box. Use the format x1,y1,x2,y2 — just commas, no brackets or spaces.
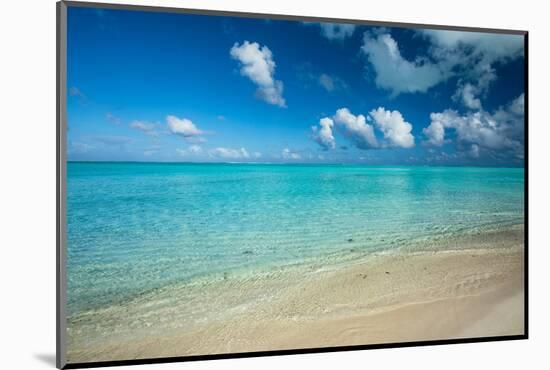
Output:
209,147,250,159
166,115,205,142
422,120,446,146
130,120,159,137
130,120,155,131
333,108,378,149
420,30,524,62
508,93,525,116
318,73,348,92
369,107,415,148
452,68,496,110
423,94,524,157
319,23,356,40
281,148,301,160
318,74,335,92
311,117,336,150
311,107,417,151
454,83,482,110
188,145,202,154
252,151,262,158
427,110,506,149
230,41,286,107
469,144,480,158
143,150,156,156
426,150,461,164
69,141,94,154
176,145,202,157
361,29,523,98
297,64,347,93
361,32,446,95
422,30,523,102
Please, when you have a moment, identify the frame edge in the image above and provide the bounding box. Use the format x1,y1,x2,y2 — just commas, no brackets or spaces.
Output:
57,1,68,369
62,0,527,35
523,31,529,339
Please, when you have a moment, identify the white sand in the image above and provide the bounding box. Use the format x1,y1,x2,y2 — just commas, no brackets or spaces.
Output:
67,227,525,363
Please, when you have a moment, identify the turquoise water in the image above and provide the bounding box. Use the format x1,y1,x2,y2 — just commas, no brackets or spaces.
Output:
67,162,524,316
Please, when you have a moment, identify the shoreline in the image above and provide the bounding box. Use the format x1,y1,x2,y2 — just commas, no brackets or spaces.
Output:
67,223,524,315
67,225,525,363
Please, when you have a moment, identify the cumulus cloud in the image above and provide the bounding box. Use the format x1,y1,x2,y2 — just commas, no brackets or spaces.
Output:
361,32,446,95
311,107,416,150
469,144,480,158
230,41,286,107
369,107,415,148
334,108,378,149
453,82,482,110
426,110,506,149
423,94,524,157
420,30,524,63
492,93,525,142
281,148,301,160
508,93,525,116
166,115,205,142
319,23,356,40
311,117,336,150
452,67,497,110
422,120,446,146
424,30,523,102
361,29,523,98
209,147,250,159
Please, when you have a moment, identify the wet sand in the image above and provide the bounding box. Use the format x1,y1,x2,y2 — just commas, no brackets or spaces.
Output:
67,226,525,364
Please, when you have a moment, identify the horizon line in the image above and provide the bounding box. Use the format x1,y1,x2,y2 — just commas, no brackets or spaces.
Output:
67,160,525,169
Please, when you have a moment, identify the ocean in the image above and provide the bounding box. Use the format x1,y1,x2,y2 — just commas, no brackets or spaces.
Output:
66,162,524,316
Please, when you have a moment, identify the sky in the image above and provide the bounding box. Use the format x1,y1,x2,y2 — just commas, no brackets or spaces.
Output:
66,7,525,166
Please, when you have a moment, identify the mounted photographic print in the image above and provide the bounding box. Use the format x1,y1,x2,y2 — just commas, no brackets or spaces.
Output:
57,1,527,368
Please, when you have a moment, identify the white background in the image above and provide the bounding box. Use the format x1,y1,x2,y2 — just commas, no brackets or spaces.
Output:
1,0,548,369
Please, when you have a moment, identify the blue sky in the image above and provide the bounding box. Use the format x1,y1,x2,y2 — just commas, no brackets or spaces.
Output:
67,7,525,166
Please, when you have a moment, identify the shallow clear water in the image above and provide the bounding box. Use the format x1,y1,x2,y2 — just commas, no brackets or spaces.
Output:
67,162,524,315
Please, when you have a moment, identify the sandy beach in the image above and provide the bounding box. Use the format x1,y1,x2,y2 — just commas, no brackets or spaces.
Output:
67,226,524,364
